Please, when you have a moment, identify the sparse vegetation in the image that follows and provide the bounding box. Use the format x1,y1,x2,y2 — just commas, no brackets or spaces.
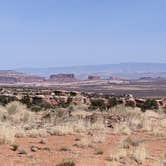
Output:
0,95,17,106
21,95,31,108
141,99,159,111
0,88,165,166
56,158,75,166
90,99,106,110
69,91,77,97
107,97,118,109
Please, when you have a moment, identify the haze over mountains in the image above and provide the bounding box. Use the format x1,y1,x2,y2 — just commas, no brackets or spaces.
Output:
16,63,166,79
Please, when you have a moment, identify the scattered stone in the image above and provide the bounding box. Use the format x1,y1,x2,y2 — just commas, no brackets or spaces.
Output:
10,144,19,151
17,147,28,155
31,146,40,152
95,149,104,155
74,138,80,141
59,147,71,152
39,139,46,144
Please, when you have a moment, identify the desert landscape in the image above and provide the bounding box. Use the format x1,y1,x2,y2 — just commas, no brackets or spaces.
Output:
0,81,165,166
1,0,166,165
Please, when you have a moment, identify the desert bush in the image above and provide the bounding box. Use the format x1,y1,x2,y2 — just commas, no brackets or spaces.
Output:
130,144,148,164
58,100,71,108
15,128,26,138
26,129,48,138
21,95,31,107
75,135,93,148
107,97,118,109
0,106,8,122
109,104,128,117
90,99,106,110
125,100,136,108
48,125,74,136
5,101,34,126
108,139,148,165
92,132,106,143
121,137,140,148
109,147,128,162
6,101,27,115
56,158,75,166
126,108,144,129
0,124,15,144
48,117,106,136
69,92,77,97
0,95,17,106
32,96,43,106
114,122,131,135
54,90,63,96
141,99,159,111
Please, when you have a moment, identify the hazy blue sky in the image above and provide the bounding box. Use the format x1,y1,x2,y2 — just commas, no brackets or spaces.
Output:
0,0,166,68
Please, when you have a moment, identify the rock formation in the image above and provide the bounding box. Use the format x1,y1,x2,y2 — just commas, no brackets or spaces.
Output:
49,74,77,82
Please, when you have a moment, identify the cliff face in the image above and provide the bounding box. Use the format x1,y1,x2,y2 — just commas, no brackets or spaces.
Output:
0,70,45,83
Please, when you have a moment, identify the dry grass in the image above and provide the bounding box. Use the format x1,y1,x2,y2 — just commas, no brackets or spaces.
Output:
112,107,166,138
48,118,106,136
114,122,132,135
107,137,148,165
56,158,75,166
109,147,128,161
130,144,148,164
0,100,165,148
0,101,36,144
0,123,16,144
26,129,48,138
76,135,93,148
74,130,106,148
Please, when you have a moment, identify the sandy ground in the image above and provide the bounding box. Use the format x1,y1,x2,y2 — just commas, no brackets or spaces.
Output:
0,129,165,166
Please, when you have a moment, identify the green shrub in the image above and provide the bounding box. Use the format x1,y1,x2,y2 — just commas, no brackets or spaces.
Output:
125,100,136,108
141,99,159,111
0,95,17,106
90,99,106,110
107,97,118,109
32,96,43,106
69,92,77,97
54,90,62,96
58,101,70,108
21,95,31,107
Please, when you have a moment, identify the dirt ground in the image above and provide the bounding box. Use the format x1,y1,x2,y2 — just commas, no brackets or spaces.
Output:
0,129,165,166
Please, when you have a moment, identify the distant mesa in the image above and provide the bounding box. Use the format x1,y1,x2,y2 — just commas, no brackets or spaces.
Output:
49,73,77,82
0,70,45,84
88,75,101,80
109,76,122,81
139,77,153,80
0,76,18,84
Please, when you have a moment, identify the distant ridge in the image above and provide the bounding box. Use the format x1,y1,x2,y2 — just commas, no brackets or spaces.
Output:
15,63,166,79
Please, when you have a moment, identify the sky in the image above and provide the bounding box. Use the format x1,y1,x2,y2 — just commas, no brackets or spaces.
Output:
0,0,166,68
